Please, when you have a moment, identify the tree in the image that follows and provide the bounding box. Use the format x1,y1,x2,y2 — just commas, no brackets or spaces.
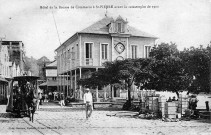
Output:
78,58,153,106
148,43,193,97
23,56,39,76
180,45,211,93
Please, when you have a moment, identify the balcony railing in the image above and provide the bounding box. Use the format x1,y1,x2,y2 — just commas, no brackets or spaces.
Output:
86,58,93,66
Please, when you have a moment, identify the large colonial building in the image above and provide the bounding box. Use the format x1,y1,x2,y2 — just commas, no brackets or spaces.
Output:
55,16,157,100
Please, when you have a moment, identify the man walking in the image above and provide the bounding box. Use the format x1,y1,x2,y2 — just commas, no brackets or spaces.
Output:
60,93,65,107
83,88,93,119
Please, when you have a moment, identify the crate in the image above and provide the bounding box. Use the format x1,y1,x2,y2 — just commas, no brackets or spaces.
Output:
164,102,177,118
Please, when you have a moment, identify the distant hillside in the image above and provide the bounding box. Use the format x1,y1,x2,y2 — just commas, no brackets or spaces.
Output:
23,56,51,78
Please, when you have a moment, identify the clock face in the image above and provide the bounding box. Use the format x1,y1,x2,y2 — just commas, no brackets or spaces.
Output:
114,42,125,54
116,56,124,61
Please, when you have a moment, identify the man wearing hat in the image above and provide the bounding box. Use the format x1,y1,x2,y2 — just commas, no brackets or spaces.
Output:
83,88,93,119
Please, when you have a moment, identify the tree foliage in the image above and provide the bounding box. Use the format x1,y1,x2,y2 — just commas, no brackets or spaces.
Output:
78,58,154,102
145,42,193,97
180,45,211,93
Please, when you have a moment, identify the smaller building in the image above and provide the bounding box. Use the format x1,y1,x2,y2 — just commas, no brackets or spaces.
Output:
39,60,59,100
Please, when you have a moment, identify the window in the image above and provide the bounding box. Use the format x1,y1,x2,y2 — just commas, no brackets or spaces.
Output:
145,46,151,58
64,51,66,66
101,44,108,59
72,47,75,60
117,23,122,33
68,49,70,59
131,45,137,59
85,43,93,59
77,44,79,59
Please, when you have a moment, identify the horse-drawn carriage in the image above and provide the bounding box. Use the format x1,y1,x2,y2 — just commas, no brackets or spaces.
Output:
6,76,39,122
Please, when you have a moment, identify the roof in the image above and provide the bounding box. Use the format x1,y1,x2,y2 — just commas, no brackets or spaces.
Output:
13,76,39,82
80,17,113,34
55,16,157,51
39,81,58,87
46,60,57,67
79,16,157,38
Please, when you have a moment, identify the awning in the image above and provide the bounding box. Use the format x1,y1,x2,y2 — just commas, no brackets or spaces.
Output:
39,81,58,87
0,77,8,82
39,82,47,86
47,81,58,87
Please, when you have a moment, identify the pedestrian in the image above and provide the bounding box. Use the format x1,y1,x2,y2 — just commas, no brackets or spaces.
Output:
36,92,42,110
172,96,176,101
167,97,172,102
83,88,93,119
189,95,198,110
60,93,65,107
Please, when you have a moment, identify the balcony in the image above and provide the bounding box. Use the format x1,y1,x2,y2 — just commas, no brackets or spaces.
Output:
86,58,93,66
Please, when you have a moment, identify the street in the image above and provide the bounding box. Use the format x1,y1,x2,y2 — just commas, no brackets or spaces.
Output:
0,102,210,135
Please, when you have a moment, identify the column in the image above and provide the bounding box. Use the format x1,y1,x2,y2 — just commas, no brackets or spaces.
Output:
79,67,82,100
70,71,73,97
96,68,99,102
127,37,129,58
111,37,113,61
79,35,82,66
75,69,77,99
66,72,68,97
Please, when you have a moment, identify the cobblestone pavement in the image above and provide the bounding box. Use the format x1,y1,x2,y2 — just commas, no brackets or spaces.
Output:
0,103,210,135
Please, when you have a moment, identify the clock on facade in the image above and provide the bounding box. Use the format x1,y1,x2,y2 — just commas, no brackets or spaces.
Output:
116,56,124,61
114,42,125,54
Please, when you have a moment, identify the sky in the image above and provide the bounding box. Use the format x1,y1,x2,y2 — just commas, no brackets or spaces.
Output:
0,0,211,61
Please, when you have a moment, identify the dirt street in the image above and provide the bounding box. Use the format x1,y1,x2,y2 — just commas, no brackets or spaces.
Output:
0,103,210,135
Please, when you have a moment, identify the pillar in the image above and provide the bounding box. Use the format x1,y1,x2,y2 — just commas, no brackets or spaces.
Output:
96,68,99,102
75,69,77,99
79,67,82,100
66,72,68,97
70,71,73,97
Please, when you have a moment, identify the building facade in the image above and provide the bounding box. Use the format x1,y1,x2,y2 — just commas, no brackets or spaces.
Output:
55,16,157,100
1,41,25,74
0,45,10,103
0,41,25,104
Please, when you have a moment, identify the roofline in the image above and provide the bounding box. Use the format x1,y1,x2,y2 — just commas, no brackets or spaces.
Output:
1,41,23,42
55,31,158,52
78,32,158,38
55,33,78,52
131,35,158,39
45,66,57,69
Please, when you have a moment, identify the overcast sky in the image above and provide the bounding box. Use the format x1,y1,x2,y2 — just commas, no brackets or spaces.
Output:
0,0,211,60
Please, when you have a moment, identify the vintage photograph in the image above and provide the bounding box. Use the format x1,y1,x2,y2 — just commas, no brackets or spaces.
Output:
0,0,211,134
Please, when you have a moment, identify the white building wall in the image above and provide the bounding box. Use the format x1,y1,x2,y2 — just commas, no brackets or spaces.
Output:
0,46,10,78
